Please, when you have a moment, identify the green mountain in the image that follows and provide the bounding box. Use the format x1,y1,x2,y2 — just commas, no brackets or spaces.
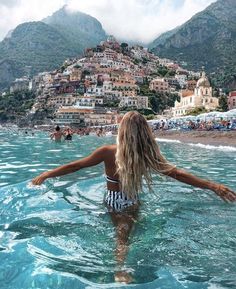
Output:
0,59,24,91
0,21,77,88
43,6,107,51
0,6,106,90
150,0,236,89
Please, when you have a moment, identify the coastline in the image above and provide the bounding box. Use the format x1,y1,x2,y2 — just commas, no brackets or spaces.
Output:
155,130,236,147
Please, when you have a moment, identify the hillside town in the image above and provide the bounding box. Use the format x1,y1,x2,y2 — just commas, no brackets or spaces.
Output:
3,35,236,127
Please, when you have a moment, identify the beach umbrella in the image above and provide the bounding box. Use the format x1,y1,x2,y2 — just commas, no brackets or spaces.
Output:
197,111,225,120
197,112,209,120
226,109,236,115
228,109,236,113
224,110,236,119
207,111,226,119
207,111,219,117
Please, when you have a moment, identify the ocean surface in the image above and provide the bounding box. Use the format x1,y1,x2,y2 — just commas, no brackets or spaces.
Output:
0,130,236,289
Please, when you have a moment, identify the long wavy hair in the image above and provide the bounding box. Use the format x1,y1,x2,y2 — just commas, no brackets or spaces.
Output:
116,111,175,198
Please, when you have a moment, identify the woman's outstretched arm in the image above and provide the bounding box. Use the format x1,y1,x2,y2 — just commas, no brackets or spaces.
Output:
32,146,107,185
166,167,236,202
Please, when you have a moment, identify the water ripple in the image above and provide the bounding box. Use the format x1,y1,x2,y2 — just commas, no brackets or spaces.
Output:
0,132,235,288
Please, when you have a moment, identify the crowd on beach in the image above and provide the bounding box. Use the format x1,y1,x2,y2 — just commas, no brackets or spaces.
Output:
152,118,236,132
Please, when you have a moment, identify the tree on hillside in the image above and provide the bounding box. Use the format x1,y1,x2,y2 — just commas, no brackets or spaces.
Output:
149,96,159,112
157,66,169,77
121,43,129,54
185,107,207,116
81,70,91,80
218,95,228,111
0,90,36,122
149,92,179,113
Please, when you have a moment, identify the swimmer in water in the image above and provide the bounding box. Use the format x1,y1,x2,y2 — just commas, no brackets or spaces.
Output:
32,111,236,283
50,125,64,142
64,127,73,141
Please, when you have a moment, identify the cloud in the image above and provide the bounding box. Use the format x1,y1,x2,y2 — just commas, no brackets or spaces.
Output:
0,0,20,8
0,0,216,43
0,0,65,39
67,0,216,43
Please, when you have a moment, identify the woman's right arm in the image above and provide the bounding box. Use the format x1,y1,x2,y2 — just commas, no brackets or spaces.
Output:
165,167,236,202
32,146,107,185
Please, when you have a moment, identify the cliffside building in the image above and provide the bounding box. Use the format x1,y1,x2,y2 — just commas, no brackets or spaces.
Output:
119,95,148,109
10,77,31,93
228,91,236,110
173,72,219,117
149,77,169,93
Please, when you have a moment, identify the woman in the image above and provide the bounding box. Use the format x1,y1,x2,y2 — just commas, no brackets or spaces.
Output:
32,111,236,283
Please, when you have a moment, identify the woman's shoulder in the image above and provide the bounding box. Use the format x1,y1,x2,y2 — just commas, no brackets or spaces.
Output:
95,144,116,155
99,144,116,151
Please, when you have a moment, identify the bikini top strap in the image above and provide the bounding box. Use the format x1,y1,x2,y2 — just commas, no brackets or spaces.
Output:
104,174,120,184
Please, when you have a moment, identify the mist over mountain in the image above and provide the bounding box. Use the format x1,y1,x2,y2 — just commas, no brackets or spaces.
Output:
43,6,107,51
0,6,106,90
149,0,236,88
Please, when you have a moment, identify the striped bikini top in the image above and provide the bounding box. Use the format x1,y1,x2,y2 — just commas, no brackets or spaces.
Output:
105,174,120,184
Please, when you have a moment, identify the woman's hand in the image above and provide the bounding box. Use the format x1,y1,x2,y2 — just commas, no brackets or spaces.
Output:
212,184,236,202
32,172,48,185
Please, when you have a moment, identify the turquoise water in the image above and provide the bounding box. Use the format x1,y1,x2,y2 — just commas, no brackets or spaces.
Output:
0,131,236,289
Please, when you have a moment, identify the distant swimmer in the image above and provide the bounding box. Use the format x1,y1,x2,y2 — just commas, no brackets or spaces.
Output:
50,125,64,142
64,127,73,141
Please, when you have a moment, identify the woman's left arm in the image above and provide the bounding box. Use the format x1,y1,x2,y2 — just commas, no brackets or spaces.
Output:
32,146,107,185
166,167,236,202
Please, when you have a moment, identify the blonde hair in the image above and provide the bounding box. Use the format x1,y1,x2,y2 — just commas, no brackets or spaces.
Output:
116,111,175,198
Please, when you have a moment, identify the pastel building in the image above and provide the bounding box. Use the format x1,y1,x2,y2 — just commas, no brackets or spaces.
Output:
75,97,103,108
54,107,90,125
55,106,119,126
173,72,219,117
10,77,30,93
175,73,187,88
228,91,236,110
119,96,148,109
149,77,169,93
48,94,77,108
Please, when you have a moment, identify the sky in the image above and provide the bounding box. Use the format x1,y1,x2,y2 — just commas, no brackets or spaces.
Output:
0,0,216,43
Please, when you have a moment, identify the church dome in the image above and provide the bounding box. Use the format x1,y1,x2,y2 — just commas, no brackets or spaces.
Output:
196,72,211,88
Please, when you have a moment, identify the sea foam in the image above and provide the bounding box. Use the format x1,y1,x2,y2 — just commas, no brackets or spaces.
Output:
156,138,181,144
188,143,236,152
156,138,236,152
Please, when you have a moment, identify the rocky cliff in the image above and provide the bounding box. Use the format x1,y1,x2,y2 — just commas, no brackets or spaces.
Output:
150,0,236,88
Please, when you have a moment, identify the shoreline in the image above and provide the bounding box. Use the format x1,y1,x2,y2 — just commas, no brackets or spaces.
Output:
155,130,236,147
1,125,236,148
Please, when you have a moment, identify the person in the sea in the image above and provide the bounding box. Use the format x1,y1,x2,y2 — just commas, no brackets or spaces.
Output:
50,125,64,142
64,127,73,141
32,111,236,283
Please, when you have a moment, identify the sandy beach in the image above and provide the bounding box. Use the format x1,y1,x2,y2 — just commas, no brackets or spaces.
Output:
155,130,236,147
